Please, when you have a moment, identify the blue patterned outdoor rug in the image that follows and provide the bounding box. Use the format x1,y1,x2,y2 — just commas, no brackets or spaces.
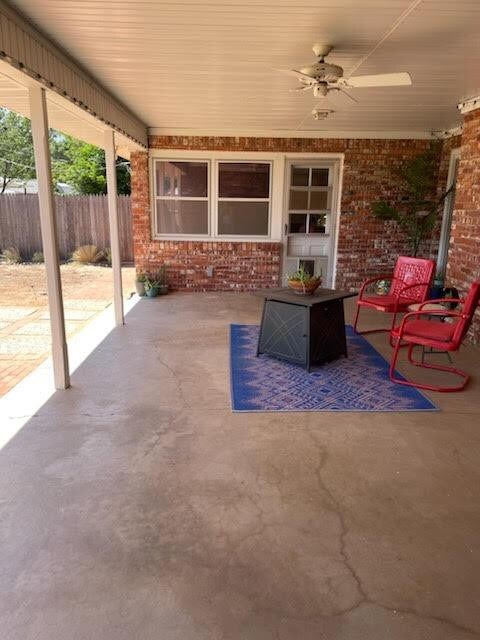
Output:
230,324,438,412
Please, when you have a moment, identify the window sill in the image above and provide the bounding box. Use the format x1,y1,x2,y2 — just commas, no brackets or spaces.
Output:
151,235,280,243
288,233,331,237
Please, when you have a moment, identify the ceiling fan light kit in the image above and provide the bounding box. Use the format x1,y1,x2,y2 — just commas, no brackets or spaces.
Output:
311,107,334,120
280,44,412,119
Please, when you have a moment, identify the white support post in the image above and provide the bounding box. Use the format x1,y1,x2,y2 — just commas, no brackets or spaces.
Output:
104,129,124,326
28,86,70,389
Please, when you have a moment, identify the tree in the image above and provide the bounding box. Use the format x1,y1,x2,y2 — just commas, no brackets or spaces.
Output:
52,134,131,195
52,136,106,194
371,144,449,257
0,108,35,193
0,109,130,196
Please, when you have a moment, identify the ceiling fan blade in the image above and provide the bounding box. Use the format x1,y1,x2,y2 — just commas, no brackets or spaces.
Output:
344,72,412,88
277,68,315,82
289,85,312,93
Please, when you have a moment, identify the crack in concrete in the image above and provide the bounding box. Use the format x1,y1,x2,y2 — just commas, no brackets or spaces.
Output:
306,432,367,613
141,412,182,458
254,601,480,638
306,429,480,637
154,347,189,409
374,604,480,637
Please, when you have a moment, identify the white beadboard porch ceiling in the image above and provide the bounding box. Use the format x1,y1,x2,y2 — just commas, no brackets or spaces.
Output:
0,65,141,157
7,0,480,137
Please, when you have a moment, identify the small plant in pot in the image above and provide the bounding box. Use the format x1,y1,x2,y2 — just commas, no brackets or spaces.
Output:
143,268,169,298
144,275,161,298
135,272,147,296
156,265,168,295
288,267,322,296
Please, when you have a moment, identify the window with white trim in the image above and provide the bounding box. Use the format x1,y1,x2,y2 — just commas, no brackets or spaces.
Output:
217,162,271,236
154,160,209,235
153,159,271,238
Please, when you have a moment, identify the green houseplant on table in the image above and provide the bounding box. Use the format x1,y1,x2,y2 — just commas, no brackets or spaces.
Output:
288,267,322,296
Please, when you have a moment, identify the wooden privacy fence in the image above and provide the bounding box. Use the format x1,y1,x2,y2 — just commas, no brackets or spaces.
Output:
0,194,133,262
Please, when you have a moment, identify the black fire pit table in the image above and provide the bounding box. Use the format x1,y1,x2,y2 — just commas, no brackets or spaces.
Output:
255,287,357,372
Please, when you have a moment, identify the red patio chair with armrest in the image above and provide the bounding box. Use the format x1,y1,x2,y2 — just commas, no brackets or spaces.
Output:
353,256,436,341
389,281,480,392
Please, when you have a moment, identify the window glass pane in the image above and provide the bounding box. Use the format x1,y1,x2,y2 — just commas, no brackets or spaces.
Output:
308,214,326,234
291,167,309,186
289,189,308,210
289,214,307,234
156,200,208,234
156,161,207,197
311,168,329,186
218,201,269,235
299,259,315,277
218,163,270,198
309,190,328,210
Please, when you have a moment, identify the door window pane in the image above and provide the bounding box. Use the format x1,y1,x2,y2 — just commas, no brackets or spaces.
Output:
289,190,308,210
299,259,315,277
156,161,207,197
218,201,269,235
156,200,208,234
309,190,328,210
218,163,270,198
291,167,309,186
308,214,326,234
311,168,329,186
289,214,307,233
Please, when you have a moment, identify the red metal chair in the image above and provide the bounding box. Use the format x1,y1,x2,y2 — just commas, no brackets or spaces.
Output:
389,281,480,392
353,256,436,341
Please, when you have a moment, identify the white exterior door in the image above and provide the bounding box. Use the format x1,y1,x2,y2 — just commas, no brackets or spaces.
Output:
282,159,342,288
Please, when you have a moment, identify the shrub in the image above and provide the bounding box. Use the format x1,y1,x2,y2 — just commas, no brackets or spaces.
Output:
32,251,44,264
103,247,112,266
71,244,103,264
2,247,22,264
157,265,167,286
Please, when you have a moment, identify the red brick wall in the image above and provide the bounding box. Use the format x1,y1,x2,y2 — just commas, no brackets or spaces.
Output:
133,135,443,291
447,111,480,343
131,152,281,290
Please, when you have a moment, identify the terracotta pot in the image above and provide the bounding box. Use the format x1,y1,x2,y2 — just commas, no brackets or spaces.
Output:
288,278,322,296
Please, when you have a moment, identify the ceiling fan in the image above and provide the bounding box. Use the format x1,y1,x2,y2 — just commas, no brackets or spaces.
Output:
280,44,412,105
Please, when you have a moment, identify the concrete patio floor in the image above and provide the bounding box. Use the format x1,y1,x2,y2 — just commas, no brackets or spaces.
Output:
1,293,479,640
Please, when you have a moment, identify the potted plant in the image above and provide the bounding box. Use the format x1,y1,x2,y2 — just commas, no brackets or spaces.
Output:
430,272,445,299
144,275,160,298
156,265,168,295
135,272,147,296
288,267,322,296
371,144,451,257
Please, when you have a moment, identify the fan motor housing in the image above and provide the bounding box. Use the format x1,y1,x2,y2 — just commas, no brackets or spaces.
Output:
299,62,344,82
